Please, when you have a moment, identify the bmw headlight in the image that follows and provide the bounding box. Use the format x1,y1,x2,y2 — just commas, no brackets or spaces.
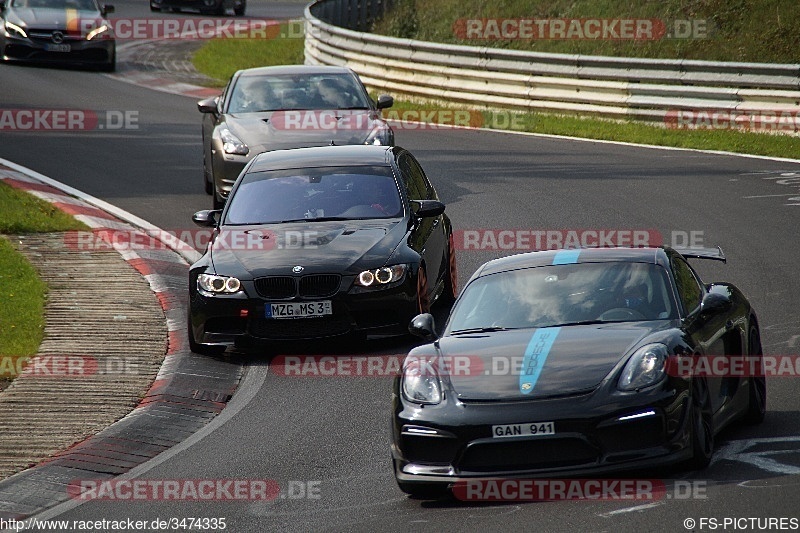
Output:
4,20,28,38
402,357,442,405
86,24,110,41
364,123,393,146
219,126,249,155
618,343,669,391
197,273,242,295
355,264,406,287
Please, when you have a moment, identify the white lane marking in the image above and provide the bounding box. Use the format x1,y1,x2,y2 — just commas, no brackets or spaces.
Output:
28,364,269,522
711,436,800,475
788,335,799,348
743,193,800,198
599,502,663,517
390,120,800,164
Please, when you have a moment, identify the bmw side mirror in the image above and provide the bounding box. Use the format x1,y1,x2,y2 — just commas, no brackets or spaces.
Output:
411,200,445,218
699,291,731,316
409,313,438,342
192,209,221,227
376,94,394,110
197,96,219,114
101,4,114,15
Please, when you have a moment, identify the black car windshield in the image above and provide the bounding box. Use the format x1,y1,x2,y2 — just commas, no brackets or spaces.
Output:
227,73,372,113
224,166,403,225
11,0,97,9
448,262,677,332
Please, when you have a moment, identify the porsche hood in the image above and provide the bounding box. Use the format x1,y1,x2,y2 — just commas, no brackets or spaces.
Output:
436,323,672,400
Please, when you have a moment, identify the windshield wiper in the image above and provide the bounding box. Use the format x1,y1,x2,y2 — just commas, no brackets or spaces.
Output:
450,326,515,335
552,320,617,327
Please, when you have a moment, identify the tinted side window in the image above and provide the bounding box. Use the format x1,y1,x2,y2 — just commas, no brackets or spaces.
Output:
398,154,427,201
672,258,703,314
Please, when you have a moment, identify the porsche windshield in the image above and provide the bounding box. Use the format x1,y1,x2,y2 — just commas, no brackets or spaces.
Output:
224,166,403,225
448,261,677,332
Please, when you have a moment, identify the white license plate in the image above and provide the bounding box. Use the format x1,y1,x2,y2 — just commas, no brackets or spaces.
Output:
266,300,332,319
492,421,555,438
44,44,71,52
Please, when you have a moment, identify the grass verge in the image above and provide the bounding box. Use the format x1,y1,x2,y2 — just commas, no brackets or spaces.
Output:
191,24,305,86
190,20,800,160
0,181,87,389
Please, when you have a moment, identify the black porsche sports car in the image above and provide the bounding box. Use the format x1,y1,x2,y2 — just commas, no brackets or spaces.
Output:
188,144,457,354
392,246,766,498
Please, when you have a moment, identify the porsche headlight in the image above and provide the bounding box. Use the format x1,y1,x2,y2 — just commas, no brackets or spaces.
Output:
355,264,406,287
86,24,110,41
364,123,393,146
618,343,669,391
219,126,249,155
197,273,242,295
4,20,27,38
402,357,442,405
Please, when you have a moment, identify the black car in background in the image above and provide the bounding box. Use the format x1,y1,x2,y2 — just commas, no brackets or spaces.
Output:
150,0,244,16
0,0,115,71
197,65,394,209
188,145,456,354
392,246,765,498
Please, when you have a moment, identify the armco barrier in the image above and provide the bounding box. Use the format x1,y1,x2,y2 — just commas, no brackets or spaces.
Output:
304,0,800,124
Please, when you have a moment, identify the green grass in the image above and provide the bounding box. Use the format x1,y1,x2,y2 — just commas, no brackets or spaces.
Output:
374,0,800,63
192,23,306,86
0,237,46,360
0,182,87,382
385,98,800,159
190,11,800,160
0,181,87,233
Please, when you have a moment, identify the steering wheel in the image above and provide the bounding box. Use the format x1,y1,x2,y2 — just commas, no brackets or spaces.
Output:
597,307,646,321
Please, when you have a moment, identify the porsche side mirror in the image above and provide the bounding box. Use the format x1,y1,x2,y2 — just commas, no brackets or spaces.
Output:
192,209,221,227
411,200,445,218
376,94,394,110
197,96,219,114
699,291,731,316
409,313,438,342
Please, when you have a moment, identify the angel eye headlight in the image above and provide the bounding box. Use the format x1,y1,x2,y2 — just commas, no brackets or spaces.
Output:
355,264,407,287
197,273,243,295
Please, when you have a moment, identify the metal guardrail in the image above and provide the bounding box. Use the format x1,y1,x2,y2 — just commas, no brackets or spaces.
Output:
305,0,800,124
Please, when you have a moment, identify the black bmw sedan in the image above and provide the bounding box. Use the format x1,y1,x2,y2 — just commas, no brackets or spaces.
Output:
392,246,766,498
188,144,457,354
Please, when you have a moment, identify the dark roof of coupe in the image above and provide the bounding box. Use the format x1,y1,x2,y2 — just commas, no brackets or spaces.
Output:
476,247,668,277
247,145,394,173
235,65,356,78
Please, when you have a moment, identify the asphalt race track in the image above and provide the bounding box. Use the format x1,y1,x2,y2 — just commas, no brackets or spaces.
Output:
2,2,800,530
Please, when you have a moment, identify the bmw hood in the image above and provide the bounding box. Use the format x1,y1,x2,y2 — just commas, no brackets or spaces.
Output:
209,219,406,278
224,110,388,150
438,323,672,400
